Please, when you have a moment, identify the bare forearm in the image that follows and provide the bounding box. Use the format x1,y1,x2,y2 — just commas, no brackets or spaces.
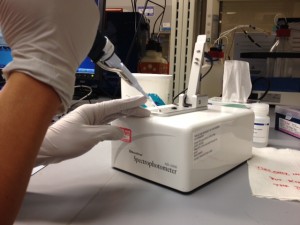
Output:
0,73,61,224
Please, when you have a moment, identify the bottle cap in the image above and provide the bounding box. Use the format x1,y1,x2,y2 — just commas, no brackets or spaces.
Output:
276,24,291,37
208,47,224,59
276,28,291,37
146,39,162,52
251,103,269,116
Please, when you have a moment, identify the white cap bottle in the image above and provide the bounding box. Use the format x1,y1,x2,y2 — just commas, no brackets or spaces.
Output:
251,103,270,148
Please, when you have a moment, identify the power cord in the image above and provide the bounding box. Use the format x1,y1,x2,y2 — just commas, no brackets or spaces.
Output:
149,0,166,39
214,24,270,59
70,85,93,109
250,77,271,101
200,52,214,81
125,0,150,65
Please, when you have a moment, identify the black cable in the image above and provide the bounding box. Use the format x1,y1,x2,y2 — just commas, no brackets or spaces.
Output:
242,29,262,48
125,0,150,65
131,0,135,12
152,11,164,38
131,0,138,31
250,77,271,101
172,88,187,104
200,52,214,80
134,0,137,11
157,0,166,37
149,0,165,37
148,0,164,10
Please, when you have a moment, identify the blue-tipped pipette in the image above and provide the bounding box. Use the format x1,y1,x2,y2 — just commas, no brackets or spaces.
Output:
88,32,160,110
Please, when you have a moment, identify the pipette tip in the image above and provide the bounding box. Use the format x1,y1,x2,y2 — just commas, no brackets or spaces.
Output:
148,95,161,112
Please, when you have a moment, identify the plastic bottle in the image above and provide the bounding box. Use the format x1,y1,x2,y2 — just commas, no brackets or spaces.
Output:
200,47,224,97
138,39,169,74
251,103,270,148
267,25,293,77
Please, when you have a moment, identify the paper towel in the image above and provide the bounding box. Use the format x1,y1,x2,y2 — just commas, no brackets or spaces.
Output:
222,60,252,103
248,147,300,201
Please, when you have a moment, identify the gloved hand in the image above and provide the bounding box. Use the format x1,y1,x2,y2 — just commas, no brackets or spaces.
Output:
35,96,150,166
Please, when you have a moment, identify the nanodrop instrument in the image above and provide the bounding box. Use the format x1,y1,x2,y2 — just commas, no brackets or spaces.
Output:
111,35,254,192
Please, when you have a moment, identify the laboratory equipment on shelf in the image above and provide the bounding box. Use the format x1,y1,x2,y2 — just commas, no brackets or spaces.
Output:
200,47,224,98
111,35,254,193
137,39,169,74
267,24,293,78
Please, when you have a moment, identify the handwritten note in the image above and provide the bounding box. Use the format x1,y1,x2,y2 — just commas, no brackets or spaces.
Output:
248,147,300,201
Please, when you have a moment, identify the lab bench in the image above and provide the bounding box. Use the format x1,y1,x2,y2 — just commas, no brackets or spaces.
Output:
15,107,300,225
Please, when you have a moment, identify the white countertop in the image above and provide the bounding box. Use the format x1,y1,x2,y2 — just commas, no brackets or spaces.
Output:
15,107,300,225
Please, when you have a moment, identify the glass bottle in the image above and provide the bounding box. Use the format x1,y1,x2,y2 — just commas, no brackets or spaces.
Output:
138,39,169,74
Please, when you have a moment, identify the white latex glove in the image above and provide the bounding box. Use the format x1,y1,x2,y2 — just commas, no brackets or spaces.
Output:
35,96,150,166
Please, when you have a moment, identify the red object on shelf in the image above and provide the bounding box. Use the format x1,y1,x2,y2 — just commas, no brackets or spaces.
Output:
106,8,123,12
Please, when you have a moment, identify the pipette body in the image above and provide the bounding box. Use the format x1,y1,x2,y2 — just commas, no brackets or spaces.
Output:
88,32,148,98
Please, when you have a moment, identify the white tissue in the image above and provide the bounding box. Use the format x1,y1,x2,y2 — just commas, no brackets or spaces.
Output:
222,60,252,103
248,147,300,201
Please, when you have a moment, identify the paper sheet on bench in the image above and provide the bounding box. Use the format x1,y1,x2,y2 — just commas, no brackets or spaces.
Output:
248,147,300,201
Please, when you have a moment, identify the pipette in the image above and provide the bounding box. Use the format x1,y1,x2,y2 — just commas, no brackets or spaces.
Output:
88,32,160,110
